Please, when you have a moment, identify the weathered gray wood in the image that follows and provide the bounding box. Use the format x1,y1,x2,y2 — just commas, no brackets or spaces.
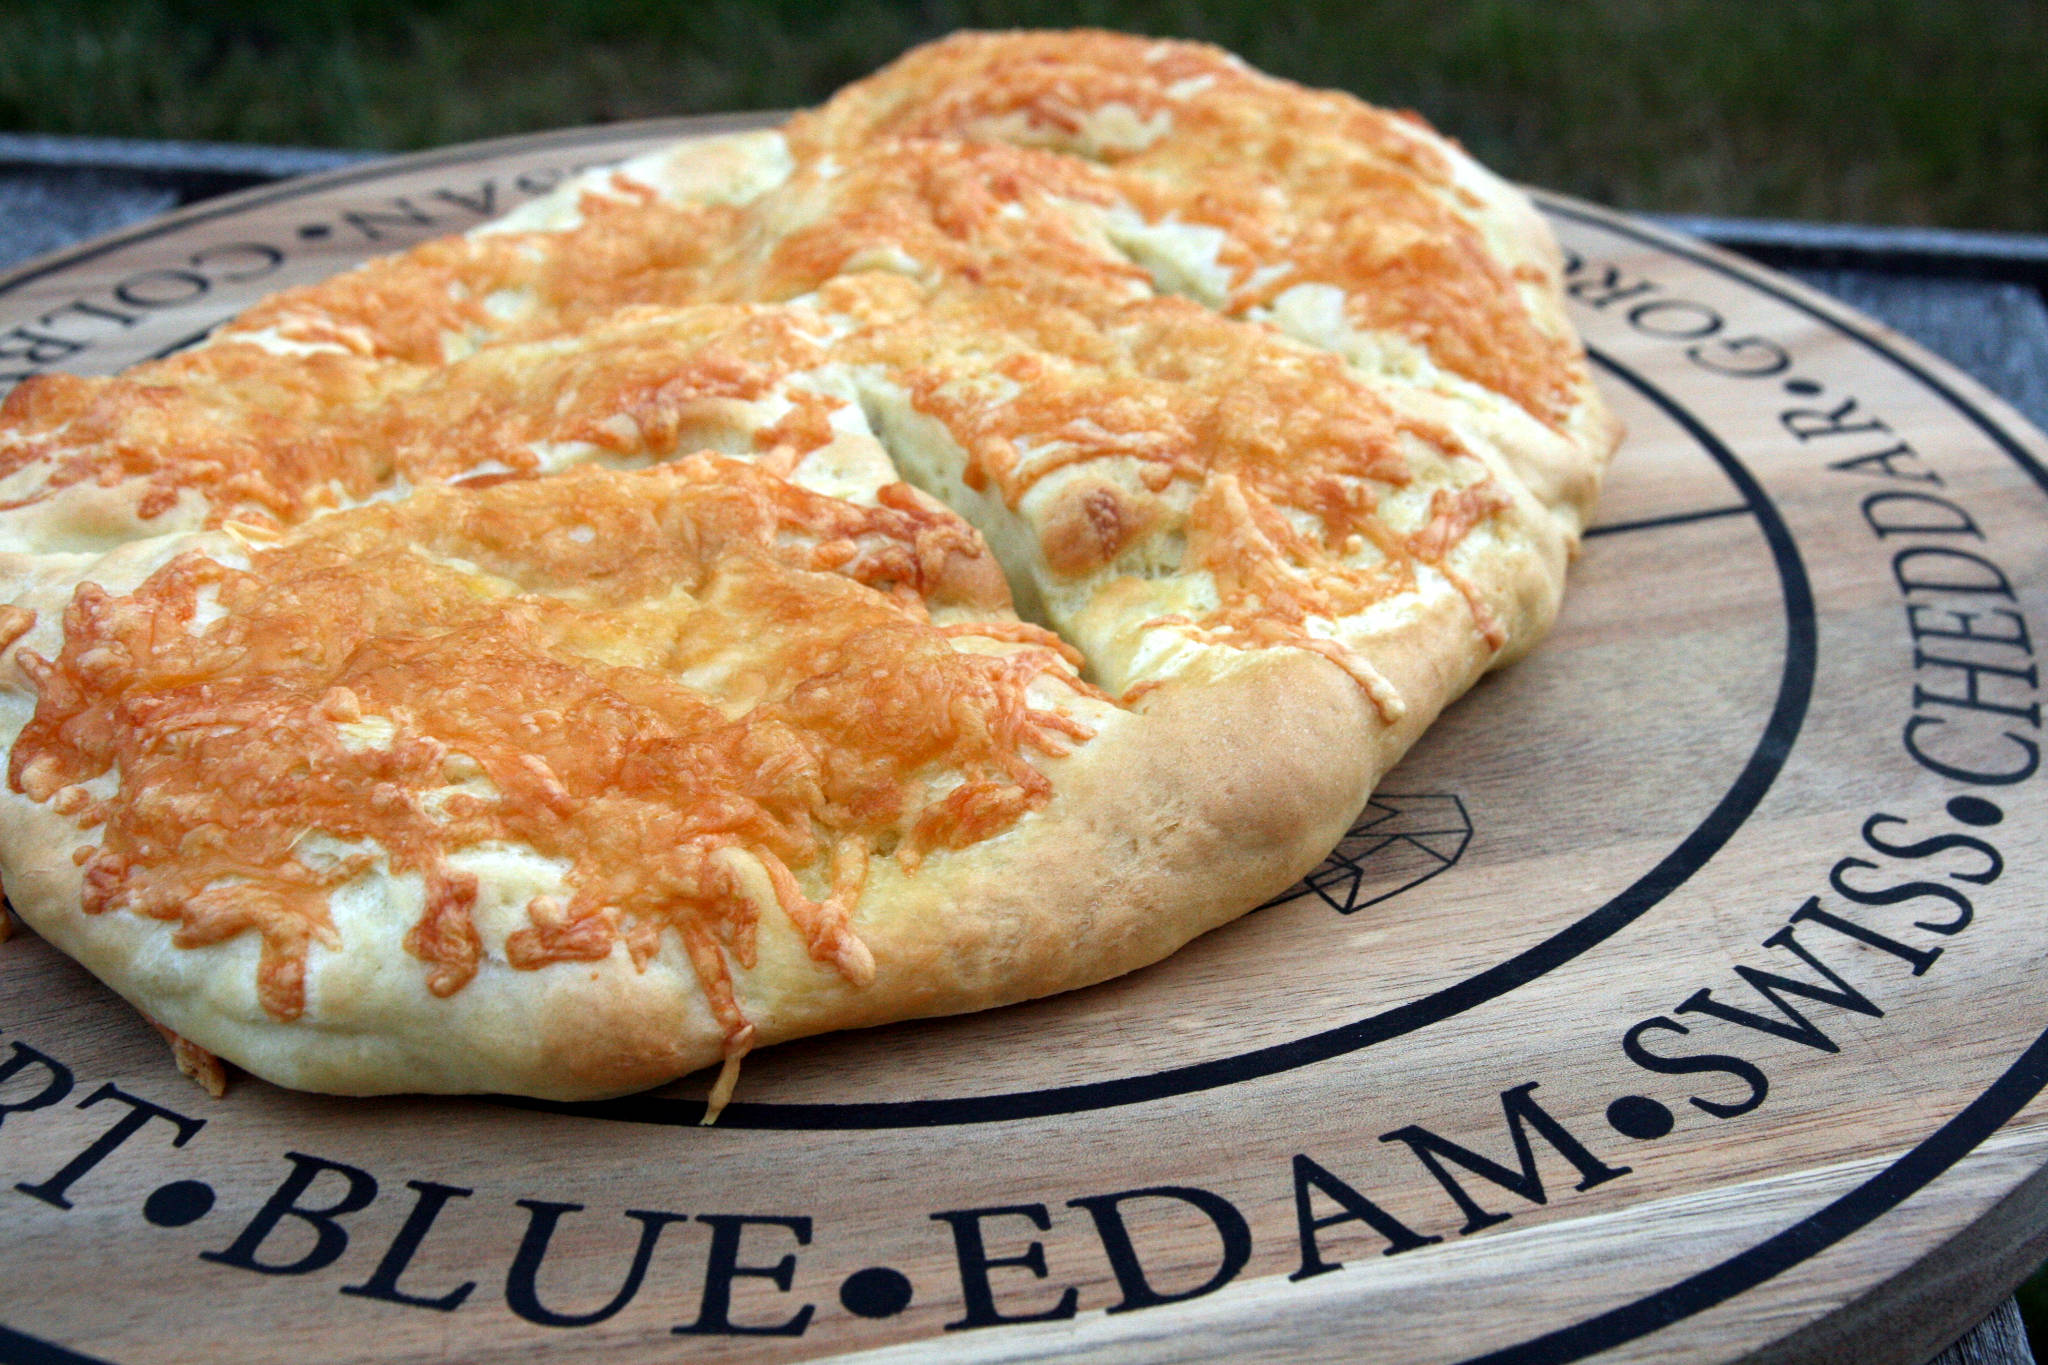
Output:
1781,268,2048,435
0,169,179,274
1932,1299,2036,1365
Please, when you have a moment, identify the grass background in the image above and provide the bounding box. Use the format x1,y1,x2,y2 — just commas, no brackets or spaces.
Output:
7,0,2048,1352
4,0,2047,232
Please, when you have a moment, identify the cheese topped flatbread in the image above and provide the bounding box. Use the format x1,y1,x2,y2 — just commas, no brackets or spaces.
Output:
0,30,1619,1103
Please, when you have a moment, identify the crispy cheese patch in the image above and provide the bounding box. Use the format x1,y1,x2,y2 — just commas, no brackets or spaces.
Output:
10,461,1093,1048
789,30,1584,425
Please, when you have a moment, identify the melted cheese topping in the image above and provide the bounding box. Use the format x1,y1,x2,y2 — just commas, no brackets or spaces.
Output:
0,346,419,531
812,271,1509,702
9,461,1090,1041
0,32,1611,1054
0,303,849,542
788,29,1583,427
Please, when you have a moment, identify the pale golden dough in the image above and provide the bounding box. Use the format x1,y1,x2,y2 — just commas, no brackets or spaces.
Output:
0,30,1619,1100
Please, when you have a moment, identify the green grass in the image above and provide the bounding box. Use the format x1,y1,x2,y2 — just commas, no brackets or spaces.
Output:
3,0,2047,231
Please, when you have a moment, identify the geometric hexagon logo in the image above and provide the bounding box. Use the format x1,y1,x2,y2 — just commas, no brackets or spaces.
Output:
1278,793,1473,914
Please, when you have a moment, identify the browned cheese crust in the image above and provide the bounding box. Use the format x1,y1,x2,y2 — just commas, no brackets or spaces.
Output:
0,30,1620,1101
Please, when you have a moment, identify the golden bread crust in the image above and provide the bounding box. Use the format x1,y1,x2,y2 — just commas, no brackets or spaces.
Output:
0,30,1620,1100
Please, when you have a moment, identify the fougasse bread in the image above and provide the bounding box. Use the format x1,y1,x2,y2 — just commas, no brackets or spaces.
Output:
0,30,1620,1110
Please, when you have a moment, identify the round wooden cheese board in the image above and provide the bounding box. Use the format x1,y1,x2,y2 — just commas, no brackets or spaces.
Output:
0,117,2044,1365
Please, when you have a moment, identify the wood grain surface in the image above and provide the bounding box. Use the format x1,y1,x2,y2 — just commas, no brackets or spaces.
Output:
0,118,2044,1365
